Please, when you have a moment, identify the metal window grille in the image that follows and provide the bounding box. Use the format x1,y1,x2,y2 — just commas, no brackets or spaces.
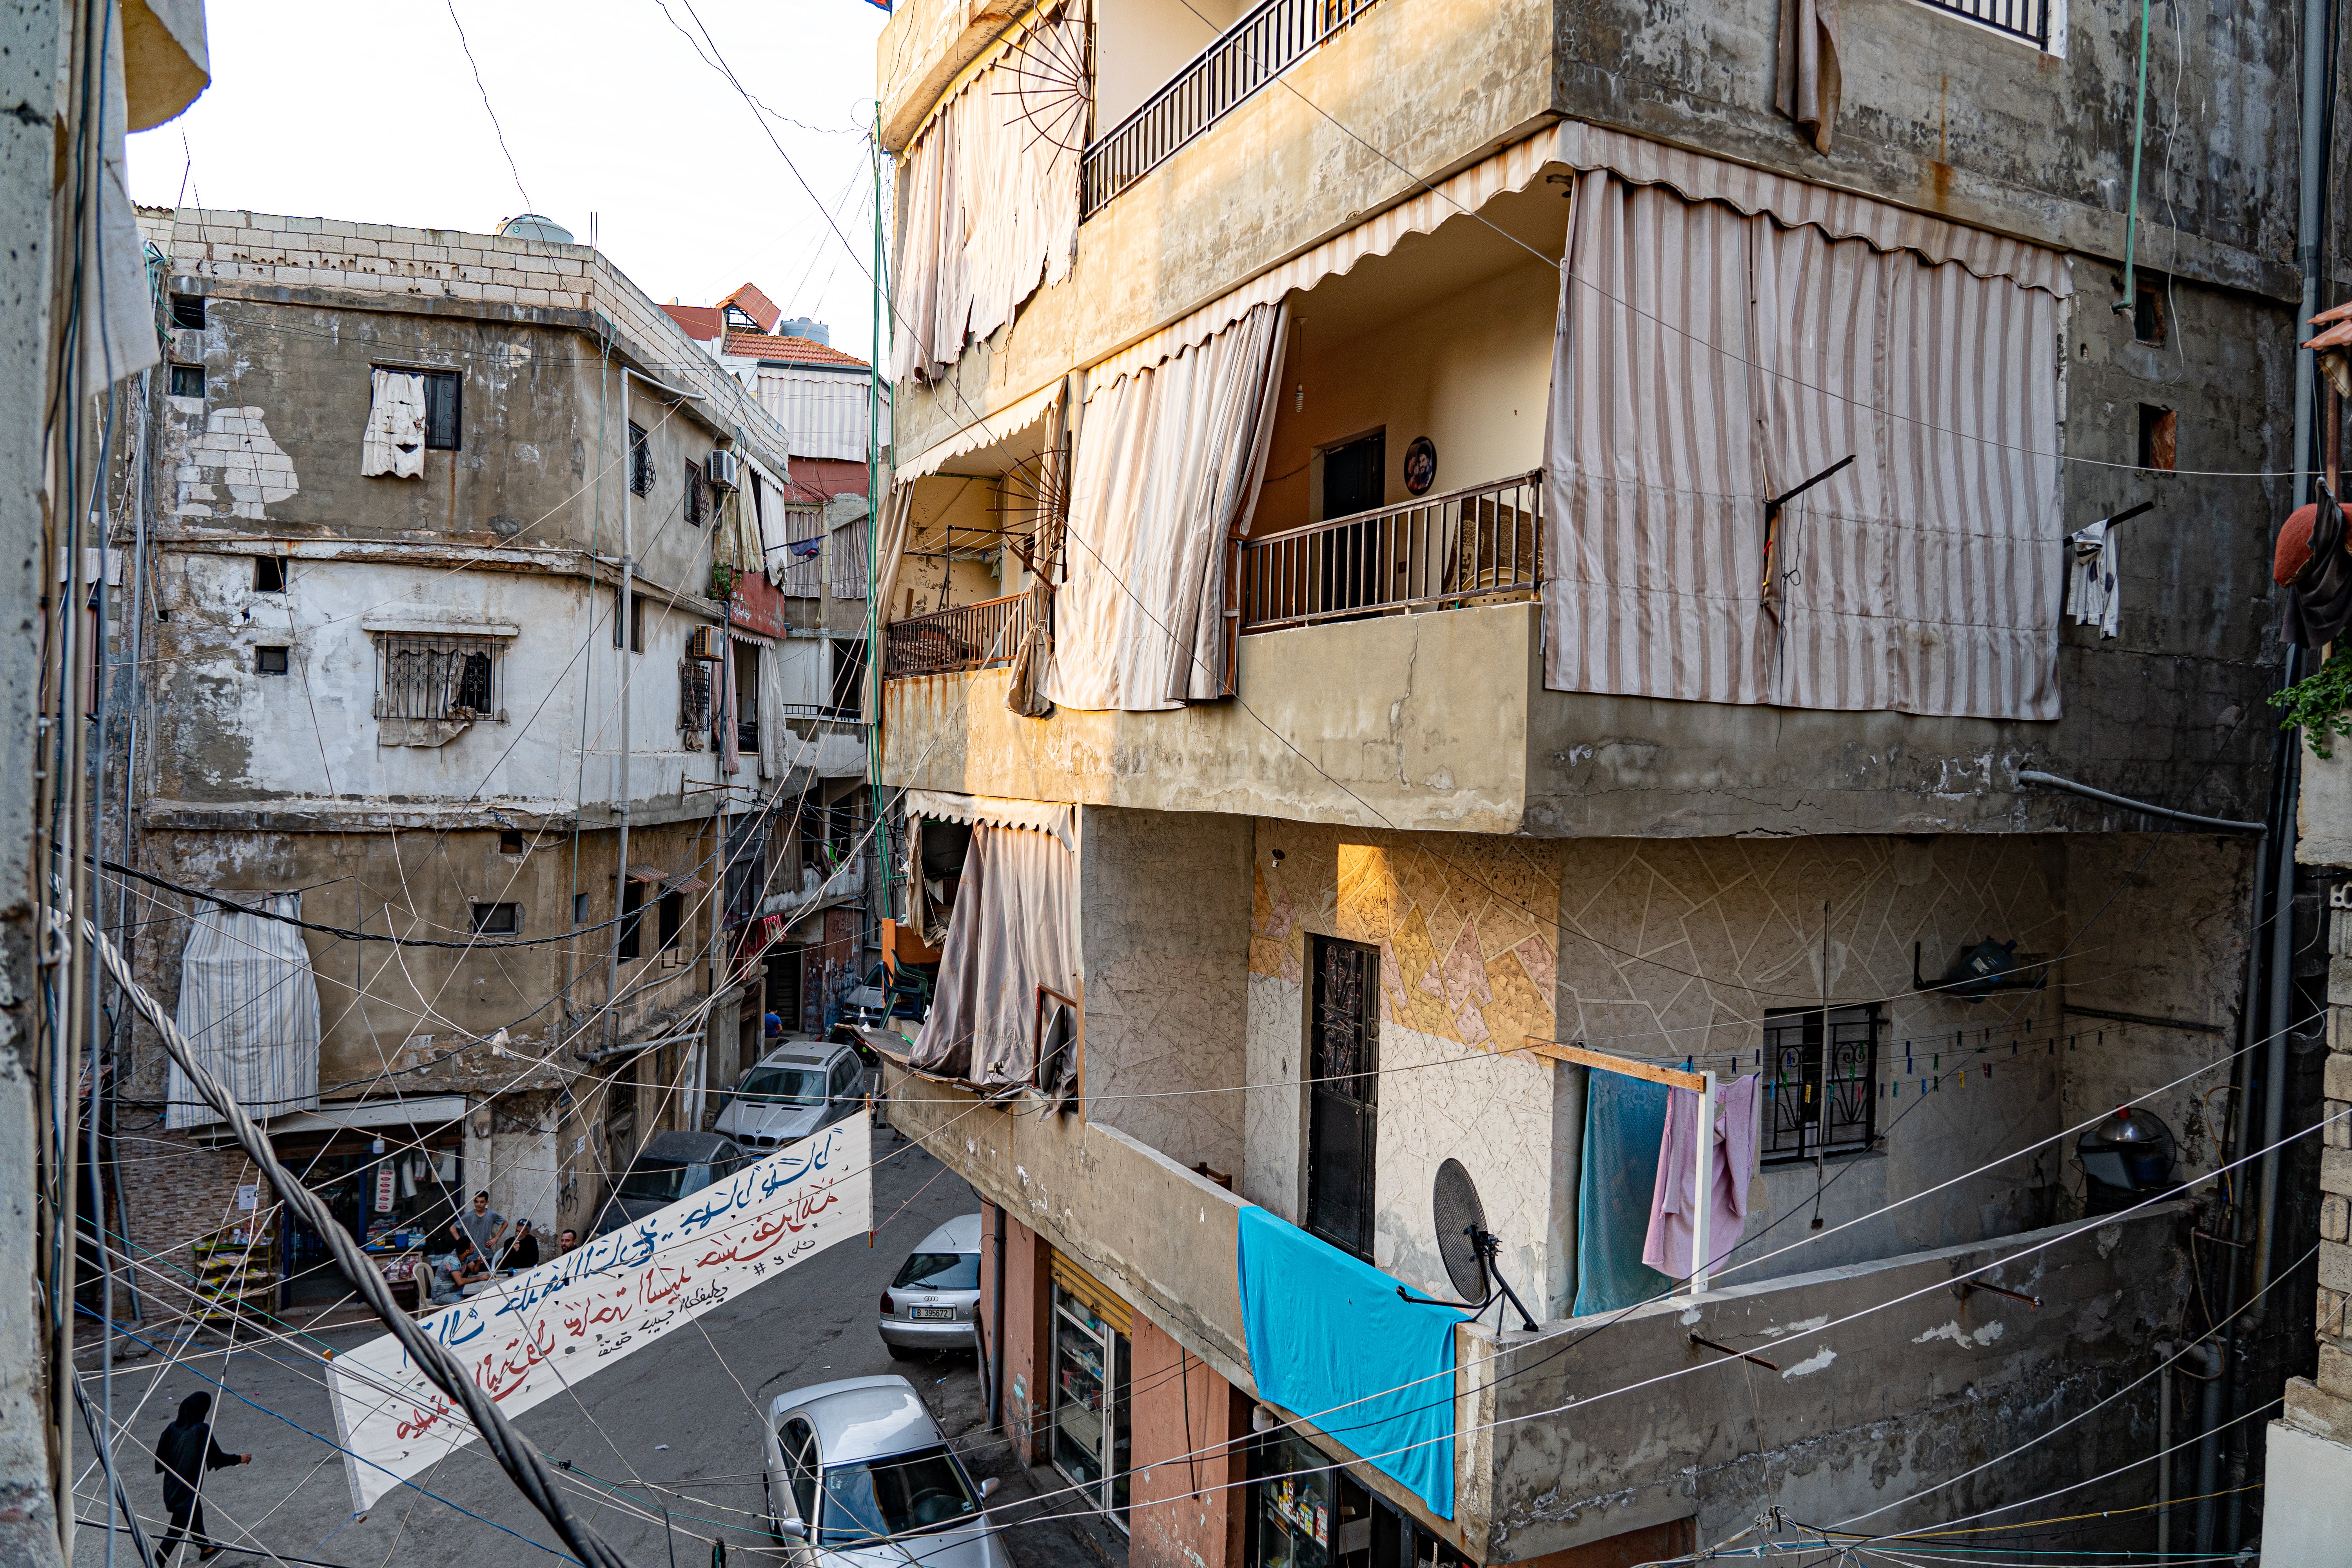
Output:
374,634,500,720
1760,1004,1880,1164
628,421,653,497
684,461,708,526
1908,0,2049,47
679,660,713,746
1081,0,1383,217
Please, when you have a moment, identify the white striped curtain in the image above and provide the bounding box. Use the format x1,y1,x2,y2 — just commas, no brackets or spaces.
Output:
166,895,323,1130
1542,170,2063,720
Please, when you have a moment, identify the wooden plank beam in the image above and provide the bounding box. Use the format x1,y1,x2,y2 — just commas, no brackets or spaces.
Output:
1519,1035,1706,1091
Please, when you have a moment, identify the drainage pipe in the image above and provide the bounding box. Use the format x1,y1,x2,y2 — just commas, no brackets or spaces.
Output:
989,1202,1008,1435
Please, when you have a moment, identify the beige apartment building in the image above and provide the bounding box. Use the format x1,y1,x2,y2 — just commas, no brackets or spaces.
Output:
863,0,2335,1565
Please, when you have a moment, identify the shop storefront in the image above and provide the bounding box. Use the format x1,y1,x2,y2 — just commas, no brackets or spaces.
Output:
260,1098,470,1311
1247,1429,1468,1568
1049,1249,1133,1528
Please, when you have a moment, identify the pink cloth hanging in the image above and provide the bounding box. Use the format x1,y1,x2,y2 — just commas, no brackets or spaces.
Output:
1642,1074,1760,1279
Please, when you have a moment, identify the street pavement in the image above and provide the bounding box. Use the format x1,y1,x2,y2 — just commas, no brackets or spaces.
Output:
73,1125,1122,1568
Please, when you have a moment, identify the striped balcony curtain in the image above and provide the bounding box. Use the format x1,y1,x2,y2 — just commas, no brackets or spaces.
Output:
1541,166,2064,720
166,895,323,1130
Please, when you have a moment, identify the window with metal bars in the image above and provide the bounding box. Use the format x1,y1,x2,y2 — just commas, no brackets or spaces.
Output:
628,421,653,497
684,461,709,526
1760,1004,1880,1164
679,660,712,746
373,633,500,720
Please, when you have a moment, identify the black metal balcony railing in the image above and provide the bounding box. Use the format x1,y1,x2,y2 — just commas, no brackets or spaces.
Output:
1080,0,1379,218
1914,0,2048,47
884,591,1031,677
1238,470,1543,633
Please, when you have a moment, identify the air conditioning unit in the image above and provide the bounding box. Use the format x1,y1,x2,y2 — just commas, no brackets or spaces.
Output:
687,626,724,662
171,328,202,363
704,450,742,494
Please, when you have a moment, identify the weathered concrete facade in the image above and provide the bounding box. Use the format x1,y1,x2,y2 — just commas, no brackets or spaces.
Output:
106,210,888,1319
869,0,2318,1559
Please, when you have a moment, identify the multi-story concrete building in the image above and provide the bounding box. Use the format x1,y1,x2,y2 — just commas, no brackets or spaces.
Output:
862,0,2335,1563
107,209,882,1319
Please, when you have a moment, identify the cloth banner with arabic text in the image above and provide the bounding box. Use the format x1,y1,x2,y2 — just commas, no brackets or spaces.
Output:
325,1120,870,1511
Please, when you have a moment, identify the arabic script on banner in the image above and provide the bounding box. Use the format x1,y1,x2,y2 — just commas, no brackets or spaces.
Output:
325,1119,870,1511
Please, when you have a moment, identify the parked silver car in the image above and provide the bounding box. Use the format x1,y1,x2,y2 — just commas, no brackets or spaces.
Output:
878,1212,982,1359
715,1042,866,1153
764,1375,1004,1567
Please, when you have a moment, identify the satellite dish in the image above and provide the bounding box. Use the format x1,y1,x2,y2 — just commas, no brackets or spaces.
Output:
1399,1159,1537,1332
1432,1160,1490,1303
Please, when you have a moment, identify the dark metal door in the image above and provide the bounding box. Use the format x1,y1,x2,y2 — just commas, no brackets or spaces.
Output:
1305,935,1378,1259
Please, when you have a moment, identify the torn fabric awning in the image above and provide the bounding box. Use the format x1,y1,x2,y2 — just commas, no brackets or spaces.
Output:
903,789,1075,851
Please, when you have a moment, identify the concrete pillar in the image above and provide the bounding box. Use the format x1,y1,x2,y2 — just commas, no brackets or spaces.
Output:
981,1205,1053,1466
1129,1314,1248,1568
2263,902,2352,1558
4,4,67,1562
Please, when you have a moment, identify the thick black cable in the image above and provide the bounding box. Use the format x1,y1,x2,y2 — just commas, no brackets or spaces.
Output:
57,900,633,1568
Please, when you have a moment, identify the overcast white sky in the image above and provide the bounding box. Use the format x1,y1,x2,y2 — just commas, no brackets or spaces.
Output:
125,0,892,364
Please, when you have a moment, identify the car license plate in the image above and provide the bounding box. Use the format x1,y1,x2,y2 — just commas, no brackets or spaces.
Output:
910,1306,954,1321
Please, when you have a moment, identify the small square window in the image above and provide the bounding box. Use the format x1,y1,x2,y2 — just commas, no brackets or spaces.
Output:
254,557,286,593
169,364,205,399
573,892,591,925
2132,284,2166,347
255,646,290,675
498,828,525,855
470,902,520,935
421,371,461,451
170,293,206,330
2139,405,2177,472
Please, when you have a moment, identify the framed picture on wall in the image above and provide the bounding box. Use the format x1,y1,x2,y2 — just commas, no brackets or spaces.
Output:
1403,436,1437,496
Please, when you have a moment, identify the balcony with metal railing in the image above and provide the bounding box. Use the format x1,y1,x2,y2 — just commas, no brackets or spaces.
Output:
1238,470,1543,633
1081,0,1379,218
883,591,1031,678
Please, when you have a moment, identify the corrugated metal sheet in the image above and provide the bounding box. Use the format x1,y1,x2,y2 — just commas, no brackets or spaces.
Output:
1542,170,2063,720
754,367,871,462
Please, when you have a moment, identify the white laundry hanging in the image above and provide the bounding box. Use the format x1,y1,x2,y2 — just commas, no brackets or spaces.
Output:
2067,518,2121,637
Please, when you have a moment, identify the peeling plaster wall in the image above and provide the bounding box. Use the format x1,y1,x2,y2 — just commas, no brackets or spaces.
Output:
143,552,743,814
1080,807,1254,1176
1472,1206,2192,1562
125,820,720,1117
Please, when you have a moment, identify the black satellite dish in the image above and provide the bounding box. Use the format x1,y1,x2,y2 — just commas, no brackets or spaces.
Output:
1399,1159,1537,1331
1432,1159,1490,1302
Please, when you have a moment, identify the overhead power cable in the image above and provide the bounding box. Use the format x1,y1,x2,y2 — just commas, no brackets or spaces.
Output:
56,897,635,1568
95,856,646,948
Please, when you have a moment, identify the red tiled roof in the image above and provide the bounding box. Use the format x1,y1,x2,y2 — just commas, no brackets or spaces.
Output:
662,303,723,341
723,331,869,370
719,282,783,334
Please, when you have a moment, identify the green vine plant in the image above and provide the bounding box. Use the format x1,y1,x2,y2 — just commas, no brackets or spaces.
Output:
2272,646,2352,758
709,561,739,603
